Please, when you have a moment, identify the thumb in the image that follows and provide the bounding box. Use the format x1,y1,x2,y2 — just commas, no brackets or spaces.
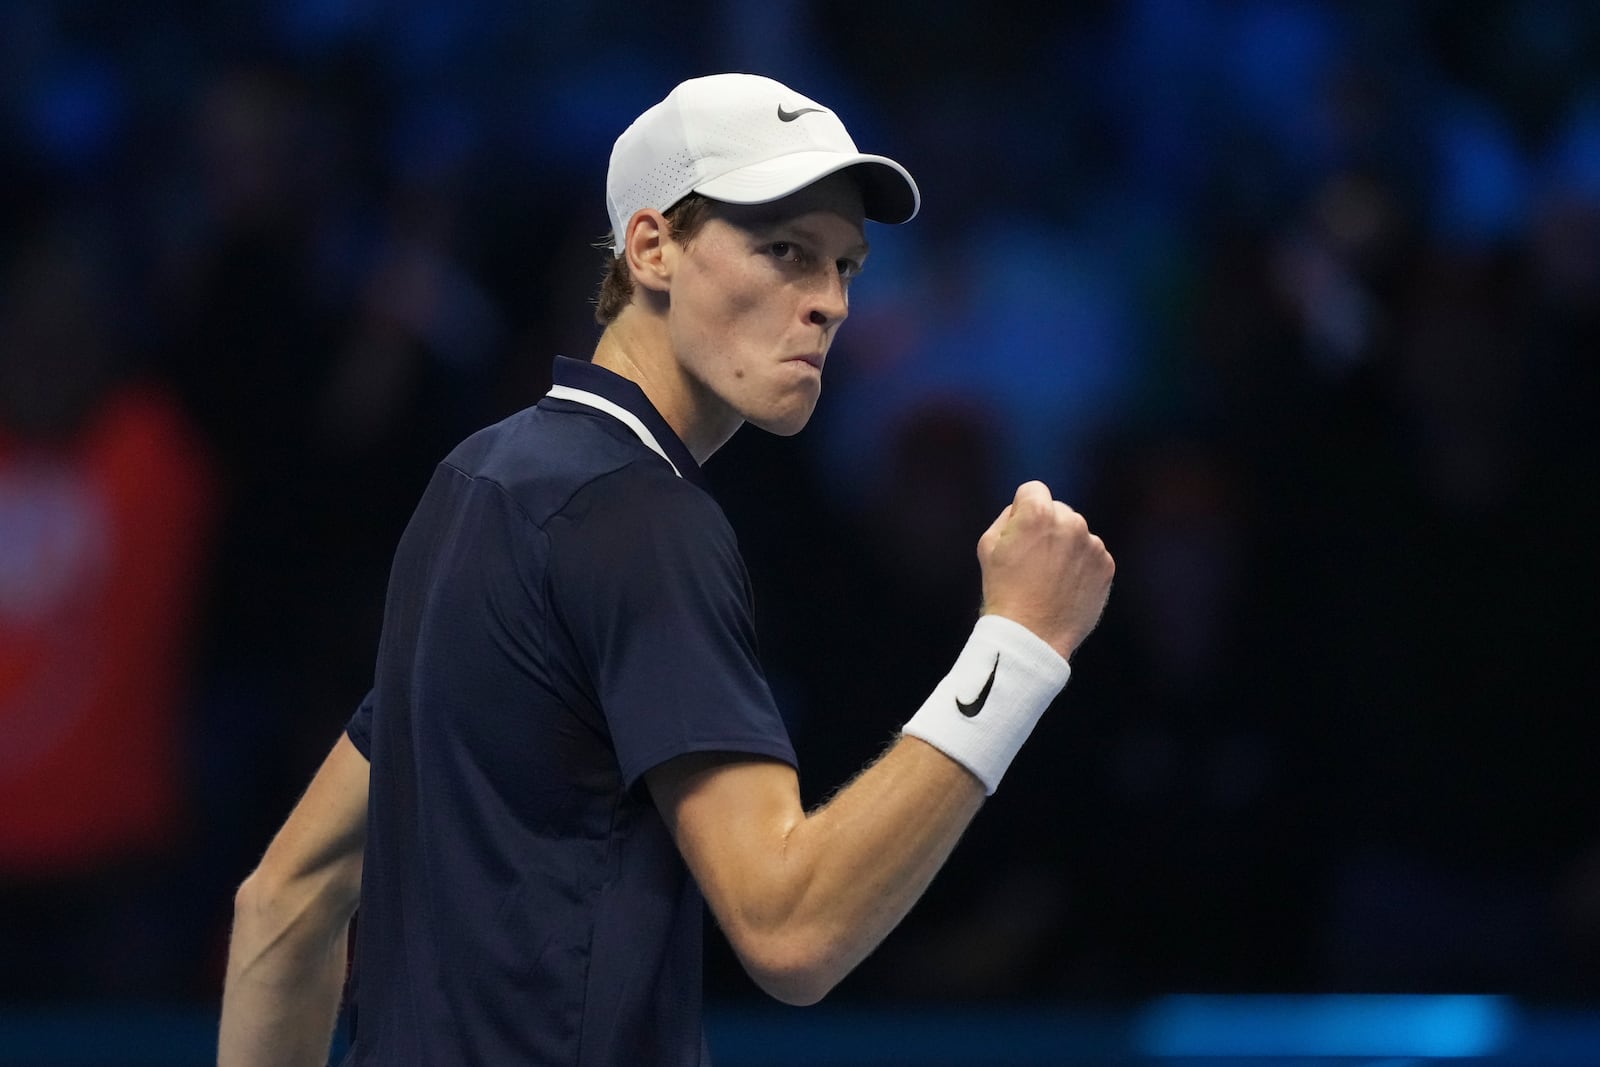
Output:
977,502,1014,557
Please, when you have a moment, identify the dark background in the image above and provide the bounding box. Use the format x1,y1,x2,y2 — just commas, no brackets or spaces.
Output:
1,0,1597,1052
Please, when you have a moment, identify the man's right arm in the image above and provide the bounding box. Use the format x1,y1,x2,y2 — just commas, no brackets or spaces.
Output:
219,732,369,1067
648,481,1114,1005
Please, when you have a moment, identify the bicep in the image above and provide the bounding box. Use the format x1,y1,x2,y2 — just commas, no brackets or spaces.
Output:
254,732,370,912
646,753,805,927
647,752,859,1005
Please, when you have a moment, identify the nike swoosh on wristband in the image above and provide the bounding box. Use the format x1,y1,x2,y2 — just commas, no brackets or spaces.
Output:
956,654,1000,717
777,104,825,122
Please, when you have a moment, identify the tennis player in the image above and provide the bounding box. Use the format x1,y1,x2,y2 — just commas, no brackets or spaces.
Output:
219,73,1113,1066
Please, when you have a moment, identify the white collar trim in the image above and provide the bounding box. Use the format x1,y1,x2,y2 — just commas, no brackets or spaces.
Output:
546,384,682,479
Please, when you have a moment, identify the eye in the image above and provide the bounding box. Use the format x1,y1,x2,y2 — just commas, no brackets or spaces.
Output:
769,241,802,262
837,258,863,282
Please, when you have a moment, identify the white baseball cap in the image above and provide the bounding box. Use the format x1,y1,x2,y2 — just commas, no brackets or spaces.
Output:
605,73,921,254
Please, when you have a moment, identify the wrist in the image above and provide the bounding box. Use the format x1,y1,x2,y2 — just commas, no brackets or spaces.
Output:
899,615,1071,795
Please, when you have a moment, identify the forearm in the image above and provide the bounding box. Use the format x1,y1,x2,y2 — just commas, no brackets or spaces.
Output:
660,483,1110,1005
219,875,353,1067
667,619,1071,1003
754,616,1071,995
769,736,985,995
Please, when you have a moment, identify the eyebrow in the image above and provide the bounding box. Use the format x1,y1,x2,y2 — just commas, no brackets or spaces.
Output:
770,220,871,261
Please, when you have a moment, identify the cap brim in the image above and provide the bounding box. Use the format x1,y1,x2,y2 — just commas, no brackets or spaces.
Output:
694,151,920,225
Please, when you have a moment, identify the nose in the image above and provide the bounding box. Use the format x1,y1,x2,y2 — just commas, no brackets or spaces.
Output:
806,268,850,330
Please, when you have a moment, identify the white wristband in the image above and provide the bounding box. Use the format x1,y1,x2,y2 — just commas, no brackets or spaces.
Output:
900,614,1071,795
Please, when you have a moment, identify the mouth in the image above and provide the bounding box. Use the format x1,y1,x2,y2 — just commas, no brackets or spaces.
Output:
790,353,825,371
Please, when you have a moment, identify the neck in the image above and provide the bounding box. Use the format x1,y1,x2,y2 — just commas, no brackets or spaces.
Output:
591,313,742,465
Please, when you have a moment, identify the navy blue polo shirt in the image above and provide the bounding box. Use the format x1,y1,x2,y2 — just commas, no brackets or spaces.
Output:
343,356,796,1065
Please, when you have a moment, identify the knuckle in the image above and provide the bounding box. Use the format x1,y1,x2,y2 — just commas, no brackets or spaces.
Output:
1018,481,1055,512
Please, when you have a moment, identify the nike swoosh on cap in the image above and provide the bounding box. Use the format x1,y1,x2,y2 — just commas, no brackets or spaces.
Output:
777,104,826,122
956,654,1000,717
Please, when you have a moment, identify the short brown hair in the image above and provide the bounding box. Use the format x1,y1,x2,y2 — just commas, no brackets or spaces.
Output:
593,194,714,325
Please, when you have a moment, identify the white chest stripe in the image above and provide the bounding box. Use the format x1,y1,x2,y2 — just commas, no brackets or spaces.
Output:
547,385,682,479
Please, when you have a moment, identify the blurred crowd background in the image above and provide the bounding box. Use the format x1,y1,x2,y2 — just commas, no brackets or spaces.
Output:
1,0,1597,1021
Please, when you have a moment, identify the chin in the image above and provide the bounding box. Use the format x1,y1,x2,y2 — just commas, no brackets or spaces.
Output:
751,402,818,437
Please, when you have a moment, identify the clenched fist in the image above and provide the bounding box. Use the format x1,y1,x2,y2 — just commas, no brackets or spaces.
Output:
977,481,1114,661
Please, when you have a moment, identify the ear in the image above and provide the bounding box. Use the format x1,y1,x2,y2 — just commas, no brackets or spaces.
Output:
624,208,675,295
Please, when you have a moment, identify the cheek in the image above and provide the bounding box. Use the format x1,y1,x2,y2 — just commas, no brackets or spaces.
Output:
674,245,792,379
705,277,782,364
717,271,772,326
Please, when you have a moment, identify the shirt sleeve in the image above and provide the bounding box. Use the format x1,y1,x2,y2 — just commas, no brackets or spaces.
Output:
345,688,376,759
546,463,796,790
